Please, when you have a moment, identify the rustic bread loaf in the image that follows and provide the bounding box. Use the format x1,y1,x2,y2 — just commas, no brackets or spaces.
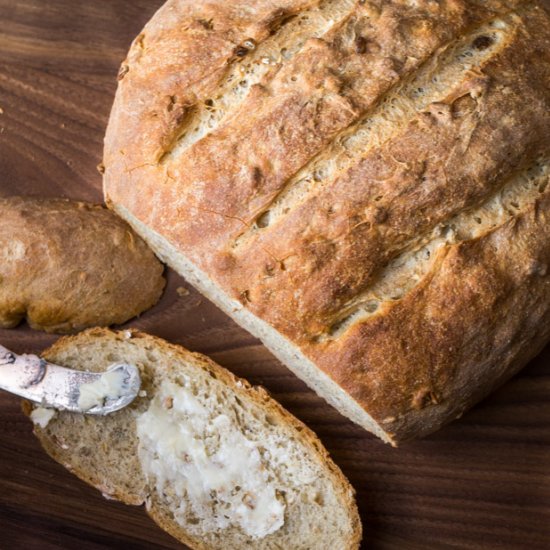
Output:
103,0,550,443
26,328,361,549
0,197,164,333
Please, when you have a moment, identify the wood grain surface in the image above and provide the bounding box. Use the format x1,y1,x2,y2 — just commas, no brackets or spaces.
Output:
0,1,549,549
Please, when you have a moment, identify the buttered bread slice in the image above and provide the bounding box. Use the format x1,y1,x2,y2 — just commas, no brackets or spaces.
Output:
26,329,361,550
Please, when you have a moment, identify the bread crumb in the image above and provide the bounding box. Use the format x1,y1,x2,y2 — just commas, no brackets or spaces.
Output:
139,390,147,398
177,286,190,297
124,330,132,339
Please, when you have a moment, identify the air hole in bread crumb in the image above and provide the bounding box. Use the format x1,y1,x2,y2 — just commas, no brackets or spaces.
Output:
235,46,249,57
79,446,92,457
365,300,379,313
472,35,494,50
265,414,278,426
313,167,328,182
256,210,271,228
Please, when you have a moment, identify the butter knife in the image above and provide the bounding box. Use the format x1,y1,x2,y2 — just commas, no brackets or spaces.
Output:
0,344,140,415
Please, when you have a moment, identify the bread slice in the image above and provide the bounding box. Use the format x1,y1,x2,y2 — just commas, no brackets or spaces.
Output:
25,328,361,550
103,0,550,443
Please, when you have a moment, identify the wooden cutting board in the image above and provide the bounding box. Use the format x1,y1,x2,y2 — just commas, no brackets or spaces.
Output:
1,2,549,548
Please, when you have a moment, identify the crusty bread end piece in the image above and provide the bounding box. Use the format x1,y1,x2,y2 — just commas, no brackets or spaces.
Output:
25,328,362,550
0,197,165,333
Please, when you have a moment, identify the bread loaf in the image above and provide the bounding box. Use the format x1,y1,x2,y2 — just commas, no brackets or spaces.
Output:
103,0,550,443
0,197,165,333
26,328,362,549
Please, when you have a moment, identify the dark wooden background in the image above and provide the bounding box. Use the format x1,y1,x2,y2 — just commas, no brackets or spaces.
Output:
0,1,549,548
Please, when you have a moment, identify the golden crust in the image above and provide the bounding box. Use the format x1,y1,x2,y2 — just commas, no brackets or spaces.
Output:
0,197,165,333
309,195,550,441
104,0,550,441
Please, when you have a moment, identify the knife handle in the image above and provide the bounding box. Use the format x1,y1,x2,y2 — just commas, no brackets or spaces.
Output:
0,345,48,397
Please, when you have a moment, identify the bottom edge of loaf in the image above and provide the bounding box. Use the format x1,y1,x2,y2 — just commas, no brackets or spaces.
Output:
111,203,393,444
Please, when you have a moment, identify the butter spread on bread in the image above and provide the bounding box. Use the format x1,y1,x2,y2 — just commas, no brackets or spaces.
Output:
78,368,129,411
103,0,550,443
30,407,55,429
137,380,287,538
26,329,361,549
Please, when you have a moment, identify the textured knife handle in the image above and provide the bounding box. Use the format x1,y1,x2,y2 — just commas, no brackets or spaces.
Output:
0,345,48,397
